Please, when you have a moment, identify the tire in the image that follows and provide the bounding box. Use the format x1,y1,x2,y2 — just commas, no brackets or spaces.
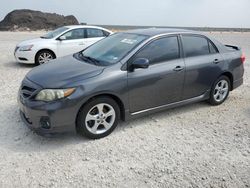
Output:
35,50,55,65
208,75,231,105
76,97,120,139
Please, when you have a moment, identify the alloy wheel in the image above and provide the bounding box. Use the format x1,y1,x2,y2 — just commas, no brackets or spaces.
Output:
85,103,116,135
213,80,229,102
38,52,53,64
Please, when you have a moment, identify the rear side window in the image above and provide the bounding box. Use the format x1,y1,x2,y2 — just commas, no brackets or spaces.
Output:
86,28,105,38
133,36,180,64
182,36,210,57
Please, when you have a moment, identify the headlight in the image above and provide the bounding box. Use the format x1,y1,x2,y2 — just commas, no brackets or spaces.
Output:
19,45,34,51
35,88,76,102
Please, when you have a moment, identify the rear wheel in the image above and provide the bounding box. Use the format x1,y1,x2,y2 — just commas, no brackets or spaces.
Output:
208,76,230,105
76,97,120,139
35,50,55,65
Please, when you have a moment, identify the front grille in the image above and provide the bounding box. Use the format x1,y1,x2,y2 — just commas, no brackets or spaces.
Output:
19,78,41,101
21,85,37,99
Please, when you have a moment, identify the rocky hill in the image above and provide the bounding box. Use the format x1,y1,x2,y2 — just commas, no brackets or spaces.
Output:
0,9,79,31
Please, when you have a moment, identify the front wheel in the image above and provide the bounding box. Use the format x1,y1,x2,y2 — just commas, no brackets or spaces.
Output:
76,97,120,139
35,50,55,65
208,76,231,105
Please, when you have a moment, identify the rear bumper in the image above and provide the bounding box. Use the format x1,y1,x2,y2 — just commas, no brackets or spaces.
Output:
232,77,243,90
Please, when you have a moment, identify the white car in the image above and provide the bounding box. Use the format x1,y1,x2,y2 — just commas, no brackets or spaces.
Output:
14,25,113,65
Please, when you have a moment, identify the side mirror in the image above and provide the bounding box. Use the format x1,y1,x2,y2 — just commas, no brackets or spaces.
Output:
131,58,149,70
58,35,66,41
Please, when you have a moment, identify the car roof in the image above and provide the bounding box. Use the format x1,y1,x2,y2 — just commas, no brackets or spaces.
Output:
65,25,109,30
123,28,199,37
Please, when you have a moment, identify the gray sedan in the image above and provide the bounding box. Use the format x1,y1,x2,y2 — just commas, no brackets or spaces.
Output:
18,28,245,139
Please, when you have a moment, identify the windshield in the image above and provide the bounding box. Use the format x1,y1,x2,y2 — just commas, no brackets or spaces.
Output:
41,27,69,39
81,33,148,65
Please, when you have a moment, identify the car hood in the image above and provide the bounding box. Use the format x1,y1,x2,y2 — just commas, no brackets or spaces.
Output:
17,37,52,46
26,55,104,88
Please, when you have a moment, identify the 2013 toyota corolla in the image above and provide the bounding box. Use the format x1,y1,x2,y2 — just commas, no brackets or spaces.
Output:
18,28,245,139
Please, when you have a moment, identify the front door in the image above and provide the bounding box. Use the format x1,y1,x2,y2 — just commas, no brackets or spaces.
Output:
128,36,185,113
57,28,87,57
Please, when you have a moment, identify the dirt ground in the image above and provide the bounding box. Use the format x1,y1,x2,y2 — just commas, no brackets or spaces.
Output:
0,31,249,188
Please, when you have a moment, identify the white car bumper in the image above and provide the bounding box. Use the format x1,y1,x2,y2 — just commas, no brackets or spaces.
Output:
14,47,36,64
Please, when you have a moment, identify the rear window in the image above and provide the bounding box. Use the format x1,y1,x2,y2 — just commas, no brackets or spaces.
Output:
102,30,111,37
182,35,210,57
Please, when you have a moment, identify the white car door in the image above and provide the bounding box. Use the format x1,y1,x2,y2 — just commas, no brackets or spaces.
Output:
56,28,88,57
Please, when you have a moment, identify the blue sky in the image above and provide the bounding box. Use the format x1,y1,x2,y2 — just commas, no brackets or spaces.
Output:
1,0,250,28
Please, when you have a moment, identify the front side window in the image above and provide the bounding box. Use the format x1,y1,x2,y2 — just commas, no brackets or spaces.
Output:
132,36,180,64
86,29,105,38
182,35,210,57
61,29,85,40
81,33,148,65
41,27,69,39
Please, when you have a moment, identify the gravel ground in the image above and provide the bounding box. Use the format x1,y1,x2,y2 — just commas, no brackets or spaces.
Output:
0,31,249,188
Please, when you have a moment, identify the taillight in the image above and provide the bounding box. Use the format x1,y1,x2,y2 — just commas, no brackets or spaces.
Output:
241,54,246,64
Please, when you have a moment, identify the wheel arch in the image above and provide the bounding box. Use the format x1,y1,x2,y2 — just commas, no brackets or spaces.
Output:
35,48,57,63
76,93,126,123
220,71,234,90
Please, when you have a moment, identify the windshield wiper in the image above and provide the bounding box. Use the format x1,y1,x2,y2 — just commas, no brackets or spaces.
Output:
40,36,48,39
79,53,100,65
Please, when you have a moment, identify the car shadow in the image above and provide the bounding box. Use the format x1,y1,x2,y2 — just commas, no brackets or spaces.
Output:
116,101,211,133
3,61,36,69
1,101,211,153
0,104,90,153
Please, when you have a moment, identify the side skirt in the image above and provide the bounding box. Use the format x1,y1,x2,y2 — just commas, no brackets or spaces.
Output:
124,90,210,121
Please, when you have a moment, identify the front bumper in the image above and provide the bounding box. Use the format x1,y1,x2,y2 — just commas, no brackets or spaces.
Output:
18,100,76,135
18,78,84,135
14,48,35,64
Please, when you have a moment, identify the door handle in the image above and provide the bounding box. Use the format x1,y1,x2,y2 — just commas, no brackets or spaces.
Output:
213,59,220,64
79,42,85,45
173,66,184,72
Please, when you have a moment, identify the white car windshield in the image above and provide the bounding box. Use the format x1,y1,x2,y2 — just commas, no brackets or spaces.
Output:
41,27,69,39
80,33,148,65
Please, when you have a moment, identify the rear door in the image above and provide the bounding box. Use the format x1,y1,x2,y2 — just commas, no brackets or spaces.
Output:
56,28,86,57
128,36,185,113
181,34,224,100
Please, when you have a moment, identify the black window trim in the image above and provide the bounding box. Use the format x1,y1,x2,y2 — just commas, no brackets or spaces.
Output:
180,34,219,58
207,39,219,54
102,30,111,37
127,34,181,69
